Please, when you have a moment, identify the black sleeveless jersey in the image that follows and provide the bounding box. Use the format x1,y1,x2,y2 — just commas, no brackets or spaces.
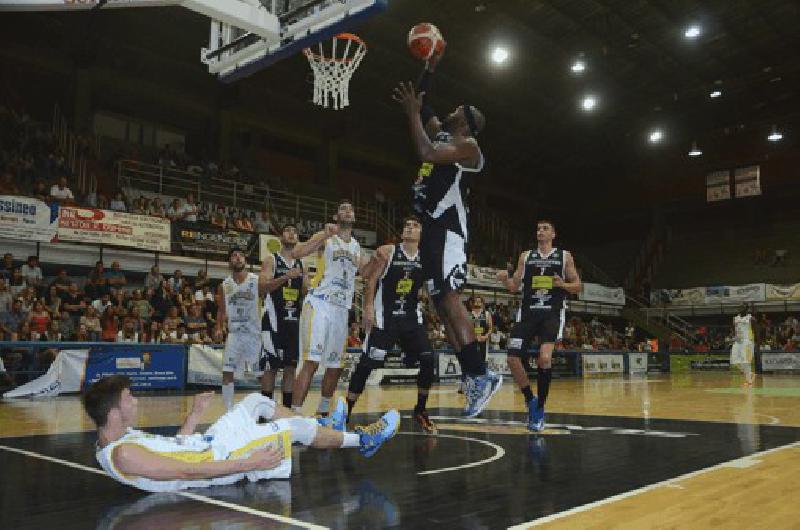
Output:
270,252,304,326
412,131,484,238
372,245,425,328
520,248,568,317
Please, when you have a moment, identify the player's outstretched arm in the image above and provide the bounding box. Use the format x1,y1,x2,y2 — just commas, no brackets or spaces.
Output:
112,444,283,481
496,252,526,293
291,224,337,260
177,391,214,436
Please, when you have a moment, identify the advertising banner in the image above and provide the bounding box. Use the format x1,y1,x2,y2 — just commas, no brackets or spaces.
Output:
656,287,706,306
765,283,800,301
2,349,88,398
628,352,648,374
83,344,185,390
580,282,626,305
175,222,255,258
670,354,730,372
0,195,58,242
437,353,462,380
734,165,761,198
705,170,731,202
186,344,263,387
582,354,624,374
761,352,800,371
704,284,766,304
58,207,171,252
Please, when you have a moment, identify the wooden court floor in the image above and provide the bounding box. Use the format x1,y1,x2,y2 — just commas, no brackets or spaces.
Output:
1,372,800,528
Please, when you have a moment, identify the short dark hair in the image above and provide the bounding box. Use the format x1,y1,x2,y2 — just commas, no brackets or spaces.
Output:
281,223,297,233
536,219,556,231
228,246,246,260
337,198,353,209
82,375,131,428
402,214,421,226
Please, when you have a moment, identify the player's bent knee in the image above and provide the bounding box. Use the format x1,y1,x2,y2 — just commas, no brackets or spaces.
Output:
240,392,277,420
276,417,318,446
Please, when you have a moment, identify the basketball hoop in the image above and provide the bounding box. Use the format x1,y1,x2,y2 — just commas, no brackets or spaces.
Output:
304,33,367,110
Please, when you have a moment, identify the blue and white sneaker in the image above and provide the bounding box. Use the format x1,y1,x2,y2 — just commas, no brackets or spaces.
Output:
526,396,539,431
530,404,545,432
358,409,400,458
464,370,503,418
316,397,348,431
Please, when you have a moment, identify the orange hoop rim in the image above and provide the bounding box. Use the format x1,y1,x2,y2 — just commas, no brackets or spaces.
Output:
303,33,367,63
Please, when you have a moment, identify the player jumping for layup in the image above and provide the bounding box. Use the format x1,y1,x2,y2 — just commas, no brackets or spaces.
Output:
346,215,438,433
497,220,581,431
393,49,502,418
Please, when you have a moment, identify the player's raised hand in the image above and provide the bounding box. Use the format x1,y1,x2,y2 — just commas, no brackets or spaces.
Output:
324,223,339,238
190,391,215,417
286,267,303,280
246,447,284,471
392,81,423,115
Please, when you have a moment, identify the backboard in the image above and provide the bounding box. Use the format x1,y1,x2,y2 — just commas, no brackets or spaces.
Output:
202,0,387,83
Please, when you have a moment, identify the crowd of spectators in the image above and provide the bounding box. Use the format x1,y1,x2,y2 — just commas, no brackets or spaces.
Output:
671,312,800,353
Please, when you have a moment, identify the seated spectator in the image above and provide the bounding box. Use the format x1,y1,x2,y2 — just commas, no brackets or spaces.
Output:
0,279,12,313
8,268,26,298
253,210,272,234
168,322,189,344
144,265,164,292
0,252,14,280
32,180,49,202
60,283,86,324
149,197,167,217
28,300,51,337
195,285,213,304
162,306,183,333
59,310,76,341
100,307,120,342
0,172,21,195
51,269,72,295
81,306,102,342
210,205,227,229
194,269,210,291
84,184,99,207
146,321,162,343
1,299,29,340
20,255,43,296
109,192,127,212
185,304,207,339
127,307,146,335
167,198,184,222
49,176,75,203
84,274,109,302
105,261,127,288
183,193,199,222
178,285,195,316
43,319,63,342
168,269,185,292
128,289,153,322
75,323,90,342
92,292,113,316
117,318,139,343
234,212,254,232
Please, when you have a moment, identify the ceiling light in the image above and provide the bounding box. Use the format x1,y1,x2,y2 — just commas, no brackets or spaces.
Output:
767,125,783,142
648,129,664,144
571,59,586,73
709,90,722,98
581,95,597,111
688,141,702,157
684,24,702,39
491,46,509,64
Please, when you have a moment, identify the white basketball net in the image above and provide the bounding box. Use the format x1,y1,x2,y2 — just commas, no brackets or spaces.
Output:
304,33,367,110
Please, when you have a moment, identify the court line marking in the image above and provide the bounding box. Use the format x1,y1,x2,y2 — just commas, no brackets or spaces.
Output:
507,440,800,528
0,444,327,530
398,431,506,475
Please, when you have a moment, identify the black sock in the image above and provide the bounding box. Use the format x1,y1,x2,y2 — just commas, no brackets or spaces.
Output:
346,398,356,419
521,385,534,403
282,391,292,408
536,367,552,409
261,390,273,399
415,392,429,413
459,341,487,376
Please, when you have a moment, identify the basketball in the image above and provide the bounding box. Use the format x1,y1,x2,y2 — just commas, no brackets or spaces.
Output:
407,22,446,61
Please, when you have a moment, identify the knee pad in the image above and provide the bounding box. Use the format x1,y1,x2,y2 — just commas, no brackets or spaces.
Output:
417,351,435,389
276,417,318,446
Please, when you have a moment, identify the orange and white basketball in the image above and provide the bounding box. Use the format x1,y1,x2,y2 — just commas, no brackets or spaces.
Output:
407,22,446,61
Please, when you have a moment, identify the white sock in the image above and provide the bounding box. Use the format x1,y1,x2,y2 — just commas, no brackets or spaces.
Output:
222,382,234,411
341,432,360,448
317,397,331,414
292,405,303,414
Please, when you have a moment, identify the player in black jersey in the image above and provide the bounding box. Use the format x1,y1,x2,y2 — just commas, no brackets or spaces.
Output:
393,47,502,418
259,224,305,408
469,296,494,357
346,216,437,433
497,220,581,431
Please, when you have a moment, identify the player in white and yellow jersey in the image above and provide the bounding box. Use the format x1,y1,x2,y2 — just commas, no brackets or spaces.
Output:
214,247,265,410
290,200,379,417
84,375,400,492
731,303,756,386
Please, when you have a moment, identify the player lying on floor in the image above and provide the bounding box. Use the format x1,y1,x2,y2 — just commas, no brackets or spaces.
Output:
83,375,399,492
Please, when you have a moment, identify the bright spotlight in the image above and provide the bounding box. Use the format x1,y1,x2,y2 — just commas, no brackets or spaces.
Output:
684,24,702,39
571,59,586,73
688,141,702,157
491,47,509,64
648,129,664,144
767,125,783,142
709,90,722,98
581,95,597,111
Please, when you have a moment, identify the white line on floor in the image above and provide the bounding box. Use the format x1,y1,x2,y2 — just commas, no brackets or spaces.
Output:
507,440,800,528
398,431,505,475
0,444,327,530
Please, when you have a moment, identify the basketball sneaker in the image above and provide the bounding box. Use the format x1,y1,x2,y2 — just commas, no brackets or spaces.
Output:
413,409,438,434
526,396,539,431
464,370,503,418
530,405,545,432
316,397,348,431
358,409,400,458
